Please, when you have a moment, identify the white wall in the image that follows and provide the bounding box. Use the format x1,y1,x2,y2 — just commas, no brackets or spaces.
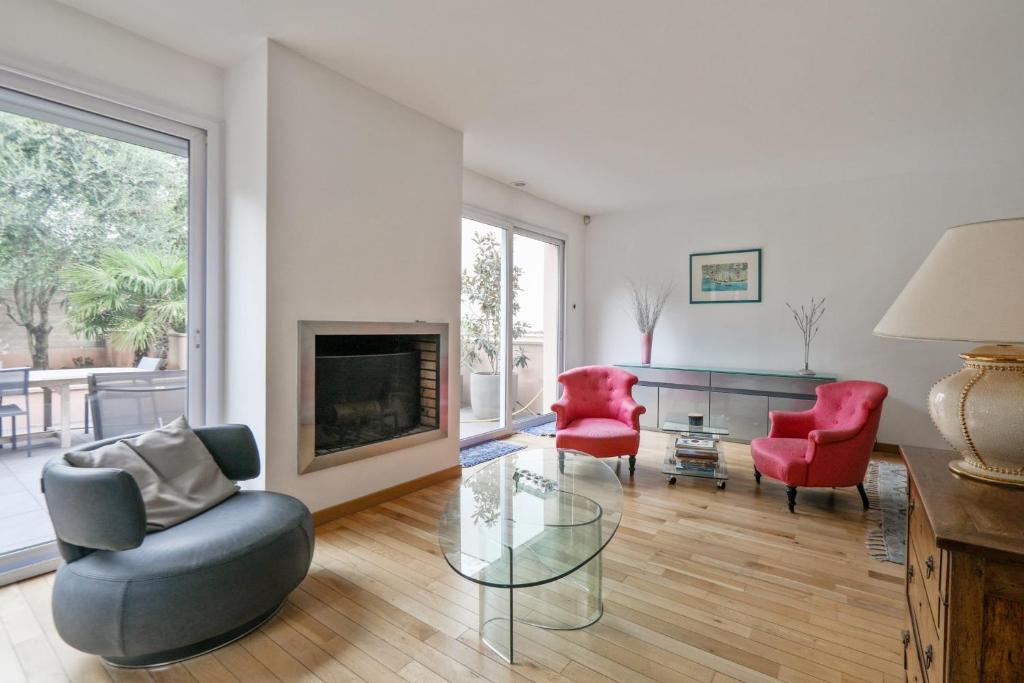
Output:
584,161,1024,448
0,0,222,124
262,42,463,511
222,46,268,486
463,170,586,370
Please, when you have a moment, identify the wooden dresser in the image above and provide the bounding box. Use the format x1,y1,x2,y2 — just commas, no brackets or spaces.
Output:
901,446,1024,682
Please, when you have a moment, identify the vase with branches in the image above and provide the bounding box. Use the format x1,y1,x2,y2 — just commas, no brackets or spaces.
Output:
628,280,671,365
786,296,826,376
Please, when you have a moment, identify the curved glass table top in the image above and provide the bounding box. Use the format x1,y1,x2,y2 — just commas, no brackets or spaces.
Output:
438,449,623,589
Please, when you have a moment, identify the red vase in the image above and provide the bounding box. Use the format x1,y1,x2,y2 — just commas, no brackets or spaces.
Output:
641,332,653,365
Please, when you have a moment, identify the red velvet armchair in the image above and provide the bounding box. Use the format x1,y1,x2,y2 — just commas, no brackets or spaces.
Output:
750,380,888,513
552,366,645,476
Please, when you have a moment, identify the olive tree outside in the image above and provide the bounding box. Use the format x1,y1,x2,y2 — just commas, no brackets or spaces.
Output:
0,109,188,368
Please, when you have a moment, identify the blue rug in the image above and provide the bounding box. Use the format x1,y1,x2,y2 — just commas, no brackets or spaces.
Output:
865,460,908,564
518,419,556,437
460,440,526,468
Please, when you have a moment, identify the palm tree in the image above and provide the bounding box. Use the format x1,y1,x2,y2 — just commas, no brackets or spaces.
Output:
64,249,186,363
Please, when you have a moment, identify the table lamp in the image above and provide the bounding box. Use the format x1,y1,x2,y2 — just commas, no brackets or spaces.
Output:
874,218,1024,486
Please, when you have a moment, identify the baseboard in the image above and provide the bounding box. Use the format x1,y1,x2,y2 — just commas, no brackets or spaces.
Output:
873,441,900,454
312,464,462,527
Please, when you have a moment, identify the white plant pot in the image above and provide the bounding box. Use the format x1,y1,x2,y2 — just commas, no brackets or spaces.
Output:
470,372,518,420
166,331,188,370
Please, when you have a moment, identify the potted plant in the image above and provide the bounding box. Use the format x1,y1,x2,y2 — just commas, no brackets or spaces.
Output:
461,231,530,419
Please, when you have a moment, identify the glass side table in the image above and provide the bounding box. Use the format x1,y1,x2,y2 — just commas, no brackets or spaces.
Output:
661,421,729,489
437,449,623,664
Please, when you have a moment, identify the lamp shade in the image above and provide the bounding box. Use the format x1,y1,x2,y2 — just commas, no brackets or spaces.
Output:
874,218,1024,343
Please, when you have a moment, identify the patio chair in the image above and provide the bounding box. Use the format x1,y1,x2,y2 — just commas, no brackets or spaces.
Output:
89,370,187,440
0,367,32,456
84,357,164,434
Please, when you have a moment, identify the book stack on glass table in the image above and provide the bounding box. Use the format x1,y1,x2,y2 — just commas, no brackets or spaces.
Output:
661,421,729,489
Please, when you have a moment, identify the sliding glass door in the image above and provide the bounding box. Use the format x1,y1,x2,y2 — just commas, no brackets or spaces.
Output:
459,213,564,444
511,230,563,429
460,217,510,440
0,76,206,584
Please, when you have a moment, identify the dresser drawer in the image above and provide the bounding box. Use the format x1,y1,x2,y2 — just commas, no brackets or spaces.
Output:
908,480,946,637
632,367,710,387
908,552,944,680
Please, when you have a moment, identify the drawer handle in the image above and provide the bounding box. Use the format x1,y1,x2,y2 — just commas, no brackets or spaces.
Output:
901,630,911,648
924,644,934,669
908,498,915,514
908,563,915,582
925,555,935,578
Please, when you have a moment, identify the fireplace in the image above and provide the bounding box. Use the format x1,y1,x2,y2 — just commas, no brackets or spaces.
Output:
298,321,448,473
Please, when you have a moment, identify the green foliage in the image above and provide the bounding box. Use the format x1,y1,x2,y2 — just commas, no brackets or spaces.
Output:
460,230,530,374
0,109,187,367
64,248,186,359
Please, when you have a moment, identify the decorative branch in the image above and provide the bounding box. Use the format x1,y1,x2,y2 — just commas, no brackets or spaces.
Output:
628,280,672,334
786,297,826,371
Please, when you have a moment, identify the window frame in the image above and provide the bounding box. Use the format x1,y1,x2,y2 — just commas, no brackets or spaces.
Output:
460,205,567,446
0,68,210,586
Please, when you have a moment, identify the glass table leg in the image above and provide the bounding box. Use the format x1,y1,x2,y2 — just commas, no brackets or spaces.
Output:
479,582,515,663
479,551,606,664
514,551,603,630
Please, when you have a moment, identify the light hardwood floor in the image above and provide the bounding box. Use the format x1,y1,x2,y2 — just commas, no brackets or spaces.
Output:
0,430,906,683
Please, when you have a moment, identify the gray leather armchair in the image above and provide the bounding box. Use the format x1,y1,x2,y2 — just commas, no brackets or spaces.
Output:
42,424,314,668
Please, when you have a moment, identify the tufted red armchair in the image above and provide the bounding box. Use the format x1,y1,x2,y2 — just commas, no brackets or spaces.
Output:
551,366,645,476
750,380,888,513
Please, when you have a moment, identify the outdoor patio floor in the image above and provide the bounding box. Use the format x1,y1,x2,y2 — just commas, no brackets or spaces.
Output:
0,432,92,556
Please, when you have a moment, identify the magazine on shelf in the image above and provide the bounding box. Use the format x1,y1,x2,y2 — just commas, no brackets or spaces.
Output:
674,447,718,460
676,455,718,466
675,460,717,473
675,437,716,450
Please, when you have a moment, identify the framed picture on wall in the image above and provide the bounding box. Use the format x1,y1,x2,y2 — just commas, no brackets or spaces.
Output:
689,248,762,303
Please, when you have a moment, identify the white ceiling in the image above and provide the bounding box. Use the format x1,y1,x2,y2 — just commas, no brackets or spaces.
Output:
58,0,1024,214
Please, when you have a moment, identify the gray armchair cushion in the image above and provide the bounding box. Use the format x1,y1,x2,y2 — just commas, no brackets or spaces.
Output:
41,462,146,557
52,491,313,661
193,424,261,481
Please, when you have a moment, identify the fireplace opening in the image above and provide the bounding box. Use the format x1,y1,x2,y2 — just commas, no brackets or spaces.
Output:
313,333,440,457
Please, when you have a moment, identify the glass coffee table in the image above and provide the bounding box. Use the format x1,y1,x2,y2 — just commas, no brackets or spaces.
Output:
438,449,622,663
661,421,729,489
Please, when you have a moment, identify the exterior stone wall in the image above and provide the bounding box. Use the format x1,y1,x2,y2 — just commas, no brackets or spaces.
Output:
0,289,105,368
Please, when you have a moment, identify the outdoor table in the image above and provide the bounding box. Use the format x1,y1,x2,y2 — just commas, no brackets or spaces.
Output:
28,367,145,448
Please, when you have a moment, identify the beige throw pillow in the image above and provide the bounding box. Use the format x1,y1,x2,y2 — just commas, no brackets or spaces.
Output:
66,416,238,531
64,441,169,527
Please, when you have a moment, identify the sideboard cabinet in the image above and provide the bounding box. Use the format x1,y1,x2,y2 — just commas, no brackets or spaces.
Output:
617,363,835,442
901,446,1024,681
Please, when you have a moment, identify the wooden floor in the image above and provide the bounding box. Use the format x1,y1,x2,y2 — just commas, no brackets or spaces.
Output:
0,430,906,683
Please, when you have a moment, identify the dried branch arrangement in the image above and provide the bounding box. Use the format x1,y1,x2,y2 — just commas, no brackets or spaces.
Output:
628,280,672,334
786,296,826,373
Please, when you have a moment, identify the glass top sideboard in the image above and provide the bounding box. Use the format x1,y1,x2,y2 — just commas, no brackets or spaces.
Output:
616,362,837,381
616,363,836,442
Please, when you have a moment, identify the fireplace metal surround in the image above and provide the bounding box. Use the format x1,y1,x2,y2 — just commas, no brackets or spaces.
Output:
298,321,449,474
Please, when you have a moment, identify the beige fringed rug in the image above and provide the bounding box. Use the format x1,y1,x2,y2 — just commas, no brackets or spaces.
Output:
863,459,908,564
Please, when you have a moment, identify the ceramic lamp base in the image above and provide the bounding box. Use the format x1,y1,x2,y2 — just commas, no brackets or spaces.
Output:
930,344,1024,487
948,458,1024,487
